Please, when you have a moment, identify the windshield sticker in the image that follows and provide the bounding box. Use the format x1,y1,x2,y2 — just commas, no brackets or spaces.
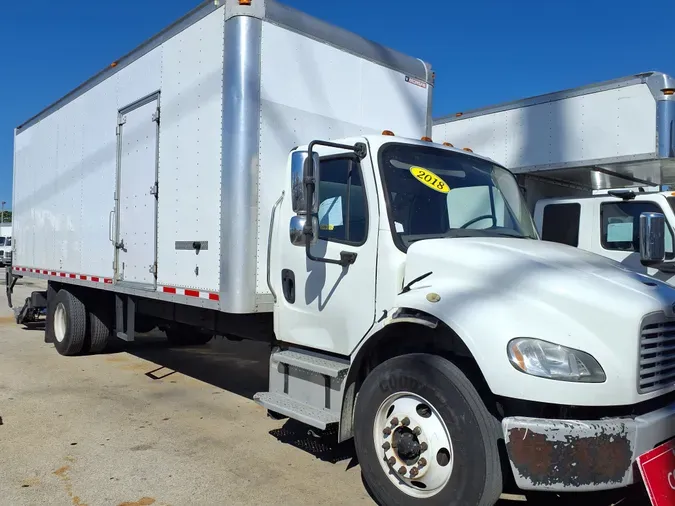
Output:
409,166,450,193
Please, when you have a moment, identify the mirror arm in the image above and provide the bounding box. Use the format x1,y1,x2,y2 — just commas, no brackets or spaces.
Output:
302,140,367,267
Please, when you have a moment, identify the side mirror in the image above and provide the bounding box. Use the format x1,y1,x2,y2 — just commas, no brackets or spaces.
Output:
290,150,320,215
289,215,318,246
639,212,666,266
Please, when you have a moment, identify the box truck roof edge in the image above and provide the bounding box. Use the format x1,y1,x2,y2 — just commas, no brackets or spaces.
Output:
15,0,434,135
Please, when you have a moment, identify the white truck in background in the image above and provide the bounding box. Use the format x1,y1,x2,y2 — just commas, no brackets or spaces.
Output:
433,71,675,283
0,222,12,267
8,3,675,504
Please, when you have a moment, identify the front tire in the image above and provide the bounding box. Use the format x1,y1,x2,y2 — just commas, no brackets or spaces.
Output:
354,354,502,506
51,289,87,356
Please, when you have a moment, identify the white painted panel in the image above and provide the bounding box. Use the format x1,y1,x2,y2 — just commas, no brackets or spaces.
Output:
433,84,658,171
79,78,119,277
156,9,224,291
256,21,429,295
11,11,219,285
117,99,158,286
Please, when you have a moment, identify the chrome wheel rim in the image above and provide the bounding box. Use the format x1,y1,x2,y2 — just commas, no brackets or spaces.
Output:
372,391,454,498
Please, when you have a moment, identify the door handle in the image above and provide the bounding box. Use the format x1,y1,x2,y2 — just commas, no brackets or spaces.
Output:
281,269,295,304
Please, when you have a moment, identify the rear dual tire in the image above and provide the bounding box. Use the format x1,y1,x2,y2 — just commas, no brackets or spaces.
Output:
354,353,503,506
51,288,111,356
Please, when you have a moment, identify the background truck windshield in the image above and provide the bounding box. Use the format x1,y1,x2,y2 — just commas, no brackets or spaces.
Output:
378,143,538,249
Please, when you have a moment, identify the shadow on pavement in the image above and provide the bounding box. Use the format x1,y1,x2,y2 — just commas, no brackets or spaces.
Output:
126,334,270,400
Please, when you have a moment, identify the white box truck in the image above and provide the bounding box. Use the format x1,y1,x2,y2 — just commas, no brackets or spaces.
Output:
433,71,675,283
9,3,675,503
0,222,12,267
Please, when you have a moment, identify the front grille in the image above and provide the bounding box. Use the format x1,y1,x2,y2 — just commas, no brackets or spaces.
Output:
639,317,675,393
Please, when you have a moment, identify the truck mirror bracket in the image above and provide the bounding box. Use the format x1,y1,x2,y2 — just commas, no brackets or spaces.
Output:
302,139,368,268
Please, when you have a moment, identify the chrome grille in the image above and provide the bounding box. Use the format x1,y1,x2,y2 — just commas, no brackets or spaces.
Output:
639,318,675,393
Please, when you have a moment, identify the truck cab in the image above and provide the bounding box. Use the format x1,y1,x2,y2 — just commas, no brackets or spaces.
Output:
263,132,675,503
534,189,675,281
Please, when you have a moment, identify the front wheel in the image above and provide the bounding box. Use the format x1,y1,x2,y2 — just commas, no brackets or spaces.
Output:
354,354,502,506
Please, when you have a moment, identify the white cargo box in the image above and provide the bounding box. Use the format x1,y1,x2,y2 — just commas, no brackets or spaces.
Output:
12,0,432,314
432,72,675,190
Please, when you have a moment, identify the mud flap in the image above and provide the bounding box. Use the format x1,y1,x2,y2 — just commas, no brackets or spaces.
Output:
44,283,58,343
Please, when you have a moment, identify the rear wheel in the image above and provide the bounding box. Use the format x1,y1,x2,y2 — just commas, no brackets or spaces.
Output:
51,289,87,356
354,353,502,506
86,301,112,354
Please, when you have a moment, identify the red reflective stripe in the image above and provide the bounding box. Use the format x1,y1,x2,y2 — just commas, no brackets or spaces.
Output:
163,287,177,294
208,293,219,301
184,289,200,298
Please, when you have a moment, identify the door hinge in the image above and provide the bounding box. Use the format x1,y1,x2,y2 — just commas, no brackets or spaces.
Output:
152,108,160,124
150,182,158,198
149,263,157,276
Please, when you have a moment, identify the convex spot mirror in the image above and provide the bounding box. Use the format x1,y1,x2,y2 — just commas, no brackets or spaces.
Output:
289,215,319,246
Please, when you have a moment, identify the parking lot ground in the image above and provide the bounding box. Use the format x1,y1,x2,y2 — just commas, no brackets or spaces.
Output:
0,272,652,505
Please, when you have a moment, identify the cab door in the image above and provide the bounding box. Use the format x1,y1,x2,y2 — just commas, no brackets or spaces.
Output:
274,147,379,356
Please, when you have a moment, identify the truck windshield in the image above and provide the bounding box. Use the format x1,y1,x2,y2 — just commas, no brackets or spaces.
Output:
378,143,538,249
0,238,5,247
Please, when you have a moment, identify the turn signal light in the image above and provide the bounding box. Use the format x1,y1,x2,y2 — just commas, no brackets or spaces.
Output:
462,147,473,152
382,130,395,136
455,112,463,117
421,136,433,142
663,88,675,96
442,142,454,147
239,0,252,5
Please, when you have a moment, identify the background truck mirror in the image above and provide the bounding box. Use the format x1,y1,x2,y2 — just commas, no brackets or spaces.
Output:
289,215,318,247
639,211,666,266
290,150,320,215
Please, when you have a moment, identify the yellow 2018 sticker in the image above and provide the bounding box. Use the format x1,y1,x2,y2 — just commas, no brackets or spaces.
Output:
409,166,450,193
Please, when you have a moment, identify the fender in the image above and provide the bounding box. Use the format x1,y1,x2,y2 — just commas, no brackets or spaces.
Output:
338,305,470,442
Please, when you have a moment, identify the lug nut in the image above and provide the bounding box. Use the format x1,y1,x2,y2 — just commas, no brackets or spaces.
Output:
388,457,396,466
382,442,391,451
418,458,427,468
420,442,428,452
398,466,407,475
401,417,410,426
383,427,392,436
409,467,419,478
390,417,399,426
413,426,422,436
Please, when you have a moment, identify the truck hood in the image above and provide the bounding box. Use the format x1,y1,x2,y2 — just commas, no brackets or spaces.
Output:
396,237,675,406
404,237,673,306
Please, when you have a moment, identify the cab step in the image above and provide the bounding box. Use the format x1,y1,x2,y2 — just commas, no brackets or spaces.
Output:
273,349,349,378
253,392,339,429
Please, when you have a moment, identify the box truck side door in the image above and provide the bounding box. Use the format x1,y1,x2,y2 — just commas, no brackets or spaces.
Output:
114,94,160,288
276,149,378,357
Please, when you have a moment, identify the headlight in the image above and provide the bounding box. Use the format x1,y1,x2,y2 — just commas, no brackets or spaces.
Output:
507,338,606,383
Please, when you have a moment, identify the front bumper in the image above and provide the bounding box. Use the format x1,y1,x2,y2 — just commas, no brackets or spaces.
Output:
502,400,675,492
